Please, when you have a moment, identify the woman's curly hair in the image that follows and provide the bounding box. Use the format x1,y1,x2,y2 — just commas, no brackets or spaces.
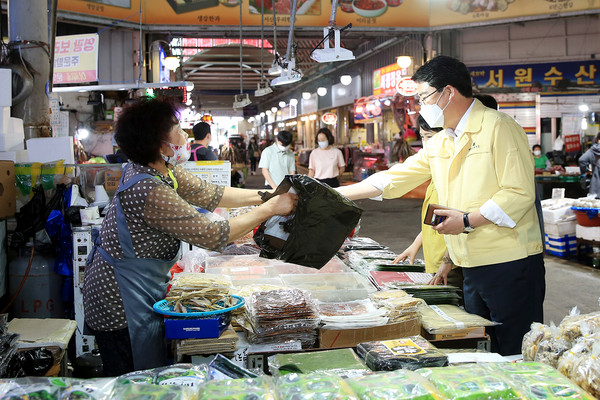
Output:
114,97,179,165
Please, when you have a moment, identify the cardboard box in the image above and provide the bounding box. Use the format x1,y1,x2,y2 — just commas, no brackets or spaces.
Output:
421,326,486,341
164,313,231,340
0,160,16,218
104,170,122,192
318,317,421,349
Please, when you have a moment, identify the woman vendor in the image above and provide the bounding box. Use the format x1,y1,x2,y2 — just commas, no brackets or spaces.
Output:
83,98,296,376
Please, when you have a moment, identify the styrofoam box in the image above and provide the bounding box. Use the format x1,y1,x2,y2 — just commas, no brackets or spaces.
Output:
576,224,600,241
0,107,10,132
545,234,576,250
0,69,11,107
9,117,24,135
545,220,577,236
26,136,74,163
542,206,575,224
0,132,24,151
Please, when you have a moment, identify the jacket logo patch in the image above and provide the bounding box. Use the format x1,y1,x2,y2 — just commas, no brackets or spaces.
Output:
469,142,480,151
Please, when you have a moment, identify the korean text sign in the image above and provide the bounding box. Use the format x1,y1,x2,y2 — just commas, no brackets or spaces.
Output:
53,33,99,84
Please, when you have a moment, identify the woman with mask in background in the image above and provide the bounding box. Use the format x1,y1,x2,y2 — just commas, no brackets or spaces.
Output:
259,130,296,189
532,144,551,171
308,127,346,188
83,98,297,375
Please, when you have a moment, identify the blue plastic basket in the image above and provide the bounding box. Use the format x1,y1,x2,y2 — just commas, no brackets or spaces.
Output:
153,295,245,317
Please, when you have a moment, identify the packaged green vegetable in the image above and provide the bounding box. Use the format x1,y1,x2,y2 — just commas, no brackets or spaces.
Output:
347,370,444,400
275,372,358,400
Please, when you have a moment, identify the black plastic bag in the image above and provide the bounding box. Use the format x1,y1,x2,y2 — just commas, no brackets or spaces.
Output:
254,175,362,269
11,348,54,376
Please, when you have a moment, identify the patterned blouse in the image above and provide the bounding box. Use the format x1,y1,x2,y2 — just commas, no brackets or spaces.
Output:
83,163,229,331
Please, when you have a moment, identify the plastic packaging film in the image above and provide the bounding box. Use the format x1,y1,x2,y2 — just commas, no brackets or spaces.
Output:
420,305,498,334
347,369,445,400
268,348,369,378
274,372,359,400
356,335,448,371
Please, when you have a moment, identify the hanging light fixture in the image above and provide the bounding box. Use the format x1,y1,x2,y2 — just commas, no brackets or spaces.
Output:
268,2,282,76
302,92,311,100
271,0,303,87
340,75,352,85
233,4,251,109
310,0,354,63
255,0,273,97
317,87,327,96
289,98,298,106
271,106,278,113
396,56,412,69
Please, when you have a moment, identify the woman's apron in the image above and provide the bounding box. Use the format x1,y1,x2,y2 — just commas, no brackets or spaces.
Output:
90,164,179,370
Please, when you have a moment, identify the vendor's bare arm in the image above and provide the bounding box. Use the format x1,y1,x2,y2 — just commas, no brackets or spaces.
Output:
335,181,382,201
227,193,297,242
218,186,264,208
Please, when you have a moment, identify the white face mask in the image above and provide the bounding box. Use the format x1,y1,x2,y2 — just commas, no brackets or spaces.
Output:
419,87,450,128
276,143,289,152
162,141,191,167
318,141,329,149
533,150,541,156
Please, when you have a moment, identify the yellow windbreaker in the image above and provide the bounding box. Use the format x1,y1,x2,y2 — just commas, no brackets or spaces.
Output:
374,99,543,267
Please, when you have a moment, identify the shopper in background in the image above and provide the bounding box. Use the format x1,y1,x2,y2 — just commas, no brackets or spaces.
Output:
394,115,463,299
189,121,218,161
247,136,260,175
389,133,416,164
83,97,297,375
336,55,544,356
259,130,296,189
308,127,346,188
533,144,551,170
579,132,600,198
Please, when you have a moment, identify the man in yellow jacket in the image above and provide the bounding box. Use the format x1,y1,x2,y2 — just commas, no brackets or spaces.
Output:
338,55,545,356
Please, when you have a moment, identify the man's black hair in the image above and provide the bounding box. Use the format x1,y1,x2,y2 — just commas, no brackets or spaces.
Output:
192,122,211,140
277,130,293,146
412,55,473,98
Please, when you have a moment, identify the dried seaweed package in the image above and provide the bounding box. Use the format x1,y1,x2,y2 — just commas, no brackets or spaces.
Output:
356,335,448,371
418,364,522,400
347,369,445,400
254,175,362,269
268,348,369,378
275,372,358,400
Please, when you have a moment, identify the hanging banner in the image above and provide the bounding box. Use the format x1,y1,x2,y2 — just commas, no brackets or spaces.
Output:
373,63,409,96
430,0,600,27
53,33,99,84
57,0,430,27
469,60,600,92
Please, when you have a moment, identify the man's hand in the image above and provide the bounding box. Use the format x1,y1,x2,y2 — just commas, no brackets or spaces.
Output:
432,209,465,235
429,260,452,285
265,192,298,216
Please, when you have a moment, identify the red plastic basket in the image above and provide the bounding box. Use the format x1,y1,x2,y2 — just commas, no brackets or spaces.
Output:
573,209,600,227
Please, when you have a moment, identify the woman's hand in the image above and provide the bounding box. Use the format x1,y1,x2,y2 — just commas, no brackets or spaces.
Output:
393,244,419,264
265,192,298,216
429,260,452,285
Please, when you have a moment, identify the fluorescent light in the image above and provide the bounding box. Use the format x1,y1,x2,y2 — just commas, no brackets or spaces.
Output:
51,81,194,93
255,82,273,97
340,75,352,85
317,87,327,96
271,68,303,87
302,92,311,100
163,56,180,71
397,56,412,69
77,128,90,140
268,59,283,76
271,107,278,113
279,101,286,108
260,112,265,117
289,98,298,106
579,104,590,112
265,110,272,116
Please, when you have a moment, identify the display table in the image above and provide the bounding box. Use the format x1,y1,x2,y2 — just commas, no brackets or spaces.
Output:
7,318,77,376
535,175,586,199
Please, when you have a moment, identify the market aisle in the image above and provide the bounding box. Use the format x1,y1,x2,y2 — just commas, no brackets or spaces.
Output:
243,170,600,326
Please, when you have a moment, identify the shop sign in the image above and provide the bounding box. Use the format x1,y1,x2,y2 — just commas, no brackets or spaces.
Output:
564,134,581,153
469,60,600,92
373,63,409,96
396,77,418,96
321,112,337,125
53,33,99,84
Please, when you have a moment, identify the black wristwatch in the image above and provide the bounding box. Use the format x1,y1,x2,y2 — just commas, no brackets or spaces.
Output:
463,212,475,233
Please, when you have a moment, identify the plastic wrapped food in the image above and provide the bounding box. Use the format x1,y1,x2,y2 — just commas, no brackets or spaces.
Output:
347,369,444,400
167,273,233,313
317,299,388,329
197,377,275,400
0,377,116,400
559,308,600,342
418,364,522,400
522,322,552,361
112,381,196,400
534,325,572,368
572,344,600,399
247,288,320,348
205,254,277,270
487,362,595,400
420,305,498,334
356,335,448,371
269,348,370,378
557,330,599,379
369,291,425,324
343,237,388,251
275,372,358,400
118,364,207,388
